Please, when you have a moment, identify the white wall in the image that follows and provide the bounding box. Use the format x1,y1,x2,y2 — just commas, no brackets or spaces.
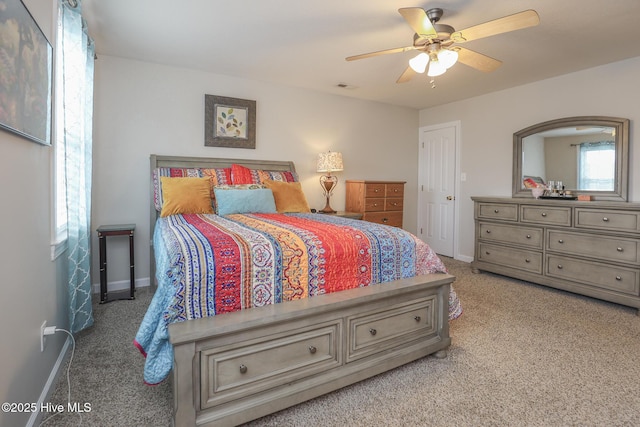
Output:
419,57,640,260
522,134,545,180
0,2,69,427
91,56,419,284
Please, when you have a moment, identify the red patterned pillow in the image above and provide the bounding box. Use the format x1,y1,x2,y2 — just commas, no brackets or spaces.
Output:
231,164,298,185
230,164,255,184
201,168,233,187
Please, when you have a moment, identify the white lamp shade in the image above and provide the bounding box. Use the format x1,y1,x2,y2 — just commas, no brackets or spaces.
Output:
438,49,458,69
409,52,429,73
427,59,446,77
317,151,344,172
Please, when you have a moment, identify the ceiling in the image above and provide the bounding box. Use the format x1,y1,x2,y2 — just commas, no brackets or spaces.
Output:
82,0,640,110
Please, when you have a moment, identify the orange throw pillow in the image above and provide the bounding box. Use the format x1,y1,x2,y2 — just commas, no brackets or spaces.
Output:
159,177,214,217
262,179,311,213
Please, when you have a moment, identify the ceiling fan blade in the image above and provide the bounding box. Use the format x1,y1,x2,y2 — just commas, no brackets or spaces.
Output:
346,46,415,61
454,47,502,72
396,66,417,83
398,7,438,39
451,10,539,43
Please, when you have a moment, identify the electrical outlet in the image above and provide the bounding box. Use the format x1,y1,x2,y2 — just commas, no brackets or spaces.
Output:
41,321,47,352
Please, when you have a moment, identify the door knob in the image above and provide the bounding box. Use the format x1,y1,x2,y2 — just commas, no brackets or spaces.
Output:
446,195,455,200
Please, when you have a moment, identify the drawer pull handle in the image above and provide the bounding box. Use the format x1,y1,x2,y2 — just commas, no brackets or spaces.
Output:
239,364,248,374
616,276,622,281
557,264,563,269
525,259,531,263
369,328,377,336
486,229,491,234
373,203,378,207
541,212,547,217
558,239,564,244
485,251,491,255
391,202,398,206
309,345,317,354
394,189,399,192
414,316,421,322
526,234,531,239
382,218,388,223
603,217,609,222
494,209,499,213
374,189,380,193
617,247,623,252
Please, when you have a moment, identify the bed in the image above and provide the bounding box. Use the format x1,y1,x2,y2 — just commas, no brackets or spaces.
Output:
135,155,461,427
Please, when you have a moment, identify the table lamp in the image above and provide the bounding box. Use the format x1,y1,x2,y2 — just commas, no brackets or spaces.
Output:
316,151,344,213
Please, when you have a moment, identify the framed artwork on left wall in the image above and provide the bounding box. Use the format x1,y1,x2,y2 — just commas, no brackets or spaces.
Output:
0,0,53,145
204,94,256,149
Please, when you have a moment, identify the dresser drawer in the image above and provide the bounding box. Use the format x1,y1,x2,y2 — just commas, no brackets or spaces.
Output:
575,209,640,233
200,321,341,408
347,181,405,229
477,242,542,273
386,184,404,197
365,184,386,197
364,198,385,212
346,297,436,362
477,203,518,221
547,230,640,265
478,222,543,249
521,206,571,226
546,255,640,296
364,211,403,227
385,198,403,211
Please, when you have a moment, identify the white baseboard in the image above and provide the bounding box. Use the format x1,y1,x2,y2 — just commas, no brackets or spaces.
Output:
455,254,474,263
91,277,150,294
27,336,72,427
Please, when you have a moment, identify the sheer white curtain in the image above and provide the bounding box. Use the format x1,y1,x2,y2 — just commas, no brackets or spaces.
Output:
58,0,95,333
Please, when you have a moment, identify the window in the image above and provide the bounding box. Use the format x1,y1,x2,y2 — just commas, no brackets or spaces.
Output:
578,141,615,191
52,4,67,259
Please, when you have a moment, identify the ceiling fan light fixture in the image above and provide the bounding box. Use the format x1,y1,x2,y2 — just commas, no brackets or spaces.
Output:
427,57,446,77
409,52,429,73
347,7,540,84
438,49,458,69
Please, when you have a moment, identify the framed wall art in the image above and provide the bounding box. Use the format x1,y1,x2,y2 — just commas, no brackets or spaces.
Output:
205,94,256,149
0,0,53,145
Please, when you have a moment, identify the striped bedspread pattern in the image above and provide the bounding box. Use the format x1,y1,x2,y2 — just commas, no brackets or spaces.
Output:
135,213,454,384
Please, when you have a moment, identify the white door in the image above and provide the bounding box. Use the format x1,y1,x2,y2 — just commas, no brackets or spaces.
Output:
418,123,458,257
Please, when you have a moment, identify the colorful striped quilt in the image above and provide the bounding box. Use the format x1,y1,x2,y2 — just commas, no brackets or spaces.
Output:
135,213,461,384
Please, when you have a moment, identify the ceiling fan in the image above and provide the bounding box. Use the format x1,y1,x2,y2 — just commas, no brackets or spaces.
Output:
346,7,540,83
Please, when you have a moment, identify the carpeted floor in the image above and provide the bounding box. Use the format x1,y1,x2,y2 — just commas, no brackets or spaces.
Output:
42,258,640,427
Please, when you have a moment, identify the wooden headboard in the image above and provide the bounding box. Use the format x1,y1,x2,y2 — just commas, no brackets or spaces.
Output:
150,154,296,171
149,154,297,285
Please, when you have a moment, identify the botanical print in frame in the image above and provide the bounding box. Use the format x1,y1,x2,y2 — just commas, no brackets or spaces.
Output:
205,94,256,149
0,0,53,145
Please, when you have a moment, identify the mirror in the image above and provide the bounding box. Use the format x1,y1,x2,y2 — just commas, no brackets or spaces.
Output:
513,116,630,201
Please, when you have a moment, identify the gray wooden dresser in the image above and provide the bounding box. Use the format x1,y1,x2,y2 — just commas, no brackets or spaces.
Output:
471,197,640,312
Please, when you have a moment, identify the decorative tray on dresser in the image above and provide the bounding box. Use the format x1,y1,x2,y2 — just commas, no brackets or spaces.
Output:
345,180,405,228
471,197,640,313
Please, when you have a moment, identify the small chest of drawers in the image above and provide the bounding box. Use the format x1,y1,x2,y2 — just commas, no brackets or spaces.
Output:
345,180,405,228
472,197,640,311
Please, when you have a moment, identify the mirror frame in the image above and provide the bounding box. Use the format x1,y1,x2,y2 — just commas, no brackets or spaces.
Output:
513,116,630,201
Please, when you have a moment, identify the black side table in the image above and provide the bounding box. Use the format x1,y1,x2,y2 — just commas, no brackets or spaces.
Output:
97,224,136,304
